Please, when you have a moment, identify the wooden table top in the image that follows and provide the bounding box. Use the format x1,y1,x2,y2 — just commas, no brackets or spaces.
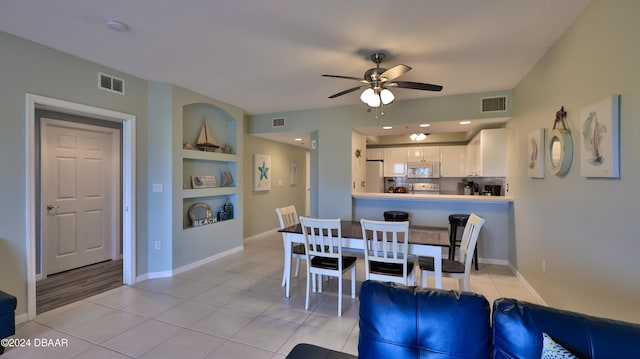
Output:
280,220,450,247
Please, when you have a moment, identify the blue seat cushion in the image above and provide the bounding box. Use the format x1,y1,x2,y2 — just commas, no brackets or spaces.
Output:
358,280,491,358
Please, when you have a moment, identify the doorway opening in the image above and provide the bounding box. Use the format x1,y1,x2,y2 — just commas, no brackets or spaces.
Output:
36,111,123,314
26,94,136,320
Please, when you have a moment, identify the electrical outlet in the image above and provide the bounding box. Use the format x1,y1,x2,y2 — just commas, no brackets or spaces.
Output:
155,241,161,250
541,259,547,273
152,184,163,192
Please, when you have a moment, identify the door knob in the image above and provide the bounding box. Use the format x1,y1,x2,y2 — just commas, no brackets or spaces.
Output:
47,204,59,210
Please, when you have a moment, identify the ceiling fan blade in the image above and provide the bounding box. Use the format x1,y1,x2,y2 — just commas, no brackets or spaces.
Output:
379,64,411,82
389,81,443,92
328,85,366,99
322,74,369,83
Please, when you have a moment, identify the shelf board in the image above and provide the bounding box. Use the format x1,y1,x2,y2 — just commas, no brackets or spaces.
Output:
182,187,237,198
182,149,237,162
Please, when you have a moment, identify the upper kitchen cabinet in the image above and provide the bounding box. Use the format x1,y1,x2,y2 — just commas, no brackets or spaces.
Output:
366,148,384,160
384,147,407,176
465,128,506,177
407,146,440,162
440,146,466,177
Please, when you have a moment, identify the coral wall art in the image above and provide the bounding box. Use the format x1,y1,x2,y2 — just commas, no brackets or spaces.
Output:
527,128,545,178
580,95,620,178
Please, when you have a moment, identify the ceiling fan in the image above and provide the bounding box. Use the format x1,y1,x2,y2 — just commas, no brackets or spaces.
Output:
322,52,443,115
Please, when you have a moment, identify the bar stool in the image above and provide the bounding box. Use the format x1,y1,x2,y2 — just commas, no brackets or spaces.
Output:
448,214,478,270
384,211,409,222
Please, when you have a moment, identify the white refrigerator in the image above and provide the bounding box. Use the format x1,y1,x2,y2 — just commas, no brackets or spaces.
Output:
365,161,385,193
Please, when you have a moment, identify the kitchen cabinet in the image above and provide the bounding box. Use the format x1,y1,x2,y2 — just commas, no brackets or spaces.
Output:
465,128,506,177
440,145,466,177
407,146,440,162
366,148,384,160
383,147,407,176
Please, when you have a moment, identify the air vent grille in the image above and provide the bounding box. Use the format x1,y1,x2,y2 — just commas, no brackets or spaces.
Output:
482,96,506,112
98,72,125,95
272,117,285,128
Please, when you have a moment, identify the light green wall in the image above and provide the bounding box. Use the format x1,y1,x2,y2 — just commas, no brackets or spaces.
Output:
508,0,640,322
0,31,149,315
171,87,245,269
0,31,245,316
243,129,308,237
249,91,513,219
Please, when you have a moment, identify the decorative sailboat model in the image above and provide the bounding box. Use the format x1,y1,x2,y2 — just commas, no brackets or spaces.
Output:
196,118,219,152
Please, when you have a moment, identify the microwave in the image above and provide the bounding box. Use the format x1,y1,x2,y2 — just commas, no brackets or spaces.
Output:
407,162,440,178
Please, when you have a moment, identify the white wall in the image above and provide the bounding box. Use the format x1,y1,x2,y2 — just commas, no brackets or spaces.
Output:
507,0,640,322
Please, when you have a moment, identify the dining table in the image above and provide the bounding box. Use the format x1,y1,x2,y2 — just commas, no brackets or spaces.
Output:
278,220,450,297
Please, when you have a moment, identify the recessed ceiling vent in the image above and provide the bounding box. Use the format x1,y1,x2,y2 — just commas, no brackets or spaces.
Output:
98,72,125,95
482,96,507,112
272,117,286,128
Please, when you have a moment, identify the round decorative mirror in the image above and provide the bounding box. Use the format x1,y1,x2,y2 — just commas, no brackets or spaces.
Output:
546,128,573,176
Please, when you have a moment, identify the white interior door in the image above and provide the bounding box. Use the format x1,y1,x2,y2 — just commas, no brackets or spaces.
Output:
41,118,120,275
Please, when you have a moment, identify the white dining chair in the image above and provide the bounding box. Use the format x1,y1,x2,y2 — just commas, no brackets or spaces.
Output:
360,219,415,286
276,206,307,288
418,213,485,291
299,217,356,316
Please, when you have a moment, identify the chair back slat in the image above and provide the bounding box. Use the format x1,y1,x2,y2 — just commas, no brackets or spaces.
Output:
276,205,298,229
300,217,342,260
360,219,411,283
458,214,486,271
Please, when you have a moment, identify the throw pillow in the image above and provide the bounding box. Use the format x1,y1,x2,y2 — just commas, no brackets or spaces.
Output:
541,332,578,359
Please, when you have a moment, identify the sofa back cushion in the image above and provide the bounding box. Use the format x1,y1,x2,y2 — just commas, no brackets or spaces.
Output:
493,298,640,358
358,280,491,359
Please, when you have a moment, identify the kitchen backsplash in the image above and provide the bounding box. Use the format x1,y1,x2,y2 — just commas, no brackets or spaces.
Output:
386,176,506,195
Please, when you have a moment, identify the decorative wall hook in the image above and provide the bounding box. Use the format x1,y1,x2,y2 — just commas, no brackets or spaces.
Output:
553,106,569,131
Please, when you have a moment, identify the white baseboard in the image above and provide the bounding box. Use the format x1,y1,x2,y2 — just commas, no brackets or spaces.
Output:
135,245,244,282
15,312,28,325
507,263,547,306
244,228,279,242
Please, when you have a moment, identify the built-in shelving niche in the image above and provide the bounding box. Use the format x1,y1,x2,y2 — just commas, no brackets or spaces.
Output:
181,103,238,230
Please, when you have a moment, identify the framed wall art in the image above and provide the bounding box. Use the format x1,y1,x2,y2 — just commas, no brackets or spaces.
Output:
579,95,620,178
254,153,271,191
527,128,545,178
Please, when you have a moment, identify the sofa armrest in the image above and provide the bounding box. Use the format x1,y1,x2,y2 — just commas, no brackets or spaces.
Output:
493,298,640,358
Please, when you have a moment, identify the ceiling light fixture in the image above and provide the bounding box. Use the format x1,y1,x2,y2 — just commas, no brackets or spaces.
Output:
106,20,128,32
459,120,472,125
410,133,428,141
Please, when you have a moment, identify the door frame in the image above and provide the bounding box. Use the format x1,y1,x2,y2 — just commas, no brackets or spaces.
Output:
25,94,136,320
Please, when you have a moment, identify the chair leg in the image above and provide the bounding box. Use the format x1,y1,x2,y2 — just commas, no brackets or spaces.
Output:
305,269,311,311
294,258,302,277
420,270,427,287
282,254,290,286
338,274,343,317
351,267,356,299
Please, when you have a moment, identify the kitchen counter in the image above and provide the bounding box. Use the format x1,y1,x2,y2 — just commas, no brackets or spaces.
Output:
352,192,513,203
352,192,513,264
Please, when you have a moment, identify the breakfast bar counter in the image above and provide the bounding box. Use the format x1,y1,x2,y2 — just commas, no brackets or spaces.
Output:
352,193,513,264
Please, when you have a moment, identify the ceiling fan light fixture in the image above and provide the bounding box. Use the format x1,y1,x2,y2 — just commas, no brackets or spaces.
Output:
360,88,375,104
367,93,381,108
380,88,394,105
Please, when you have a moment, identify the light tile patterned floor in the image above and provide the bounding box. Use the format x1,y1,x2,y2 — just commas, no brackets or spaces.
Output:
4,231,542,358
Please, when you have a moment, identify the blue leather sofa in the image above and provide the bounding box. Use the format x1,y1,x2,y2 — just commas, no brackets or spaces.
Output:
0,291,17,355
287,280,640,358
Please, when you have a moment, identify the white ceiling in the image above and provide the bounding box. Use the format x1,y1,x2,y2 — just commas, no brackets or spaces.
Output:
0,0,591,146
